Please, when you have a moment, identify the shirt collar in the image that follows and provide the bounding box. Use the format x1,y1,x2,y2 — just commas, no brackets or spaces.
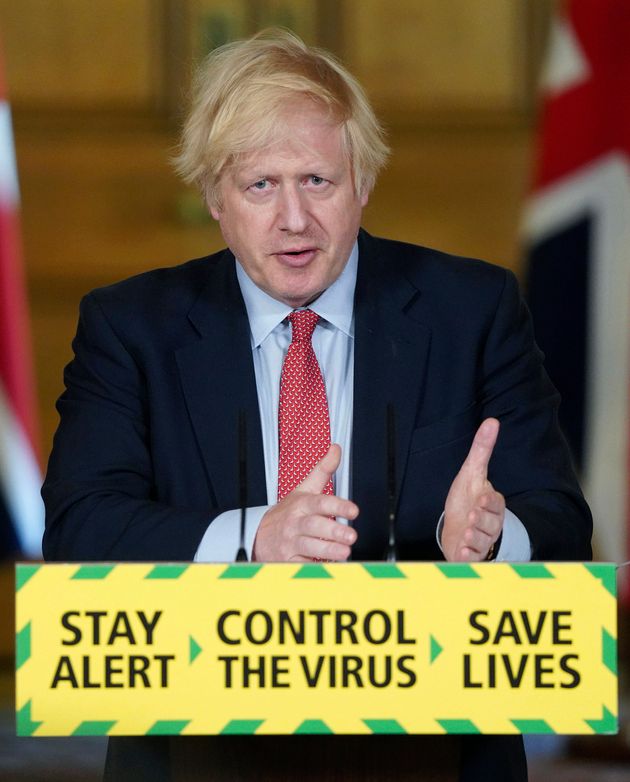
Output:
235,241,358,348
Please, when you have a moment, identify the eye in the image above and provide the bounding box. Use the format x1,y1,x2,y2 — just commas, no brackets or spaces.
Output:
309,175,325,186
251,179,268,190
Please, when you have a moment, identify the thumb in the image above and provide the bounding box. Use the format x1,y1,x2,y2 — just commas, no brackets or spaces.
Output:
299,444,341,494
460,418,499,478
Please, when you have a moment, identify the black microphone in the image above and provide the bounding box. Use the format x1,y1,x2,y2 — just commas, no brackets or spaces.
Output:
235,409,249,562
384,403,398,562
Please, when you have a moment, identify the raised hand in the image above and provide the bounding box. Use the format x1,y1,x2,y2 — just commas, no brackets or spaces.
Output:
441,418,505,562
252,444,358,562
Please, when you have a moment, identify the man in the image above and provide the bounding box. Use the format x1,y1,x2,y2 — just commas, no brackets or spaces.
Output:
43,29,592,782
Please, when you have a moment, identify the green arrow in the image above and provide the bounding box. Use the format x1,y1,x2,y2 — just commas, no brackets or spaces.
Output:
430,635,443,664
189,636,202,663
16,700,42,736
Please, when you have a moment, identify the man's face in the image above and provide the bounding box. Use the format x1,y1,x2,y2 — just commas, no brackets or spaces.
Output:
210,101,368,308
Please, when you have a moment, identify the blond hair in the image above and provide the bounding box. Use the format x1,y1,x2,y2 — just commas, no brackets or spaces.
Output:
173,28,389,206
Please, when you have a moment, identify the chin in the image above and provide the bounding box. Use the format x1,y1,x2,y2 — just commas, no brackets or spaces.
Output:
281,295,312,309
271,261,335,305
284,285,327,307
276,281,323,308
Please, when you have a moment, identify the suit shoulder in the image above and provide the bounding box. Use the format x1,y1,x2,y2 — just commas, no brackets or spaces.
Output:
369,234,513,286
362,232,510,281
75,250,234,351
85,252,224,310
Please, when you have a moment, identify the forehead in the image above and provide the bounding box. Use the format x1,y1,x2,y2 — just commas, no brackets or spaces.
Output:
230,102,348,176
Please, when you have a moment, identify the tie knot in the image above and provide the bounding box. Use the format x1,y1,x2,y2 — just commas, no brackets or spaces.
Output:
288,309,319,343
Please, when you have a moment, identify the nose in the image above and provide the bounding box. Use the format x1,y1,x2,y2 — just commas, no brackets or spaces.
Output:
277,184,310,234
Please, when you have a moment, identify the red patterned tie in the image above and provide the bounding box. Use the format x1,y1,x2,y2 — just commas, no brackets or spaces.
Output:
277,309,333,500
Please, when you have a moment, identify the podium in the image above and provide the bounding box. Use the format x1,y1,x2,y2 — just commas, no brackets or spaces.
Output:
16,562,617,779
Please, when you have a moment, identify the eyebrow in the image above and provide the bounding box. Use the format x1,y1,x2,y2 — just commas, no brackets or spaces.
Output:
236,164,341,182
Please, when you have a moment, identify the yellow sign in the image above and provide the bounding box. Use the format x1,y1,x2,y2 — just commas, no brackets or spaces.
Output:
16,562,617,737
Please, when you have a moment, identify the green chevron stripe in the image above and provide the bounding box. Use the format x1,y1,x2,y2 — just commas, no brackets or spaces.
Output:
145,565,188,579
220,719,264,734
602,628,617,675
293,564,333,579
147,720,190,735
511,719,555,734
585,706,617,734
189,636,202,663
16,700,42,736
16,564,40,591
436,564,479,579
219,564,263,579
16,622,31,669
71,565,115,580
430,635,443,664
72,720,116,736
362,564,405,578
437,719,480,734
510,564,554,578
584,564,616,597
363,719,406,734
294,719,333,734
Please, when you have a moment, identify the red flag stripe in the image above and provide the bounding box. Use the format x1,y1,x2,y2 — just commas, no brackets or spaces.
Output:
0,204,39,459
0,38,43,556
533,0,630,191
526,1,630,601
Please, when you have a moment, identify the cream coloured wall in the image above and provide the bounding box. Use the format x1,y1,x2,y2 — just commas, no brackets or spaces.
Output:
0,0,162,109
0,0,550,120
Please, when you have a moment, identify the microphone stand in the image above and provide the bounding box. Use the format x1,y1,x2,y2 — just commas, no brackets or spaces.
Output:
235,409,249,561
384,403,398,562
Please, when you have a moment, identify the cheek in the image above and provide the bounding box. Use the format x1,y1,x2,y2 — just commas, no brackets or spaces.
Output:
219,213,269,266
219,211,247,244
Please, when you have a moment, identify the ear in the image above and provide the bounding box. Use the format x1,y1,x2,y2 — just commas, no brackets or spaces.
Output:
359,189,369,208
205,184,222,221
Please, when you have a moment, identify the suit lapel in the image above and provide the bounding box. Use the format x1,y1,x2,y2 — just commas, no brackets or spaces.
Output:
174,236,430,557
175,252,267,511
352,232,432,560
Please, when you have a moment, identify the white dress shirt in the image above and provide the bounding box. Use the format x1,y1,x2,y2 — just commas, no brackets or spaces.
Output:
194,242,531,562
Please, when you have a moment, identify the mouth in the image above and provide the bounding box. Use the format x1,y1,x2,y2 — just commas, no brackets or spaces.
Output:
273,248,318,267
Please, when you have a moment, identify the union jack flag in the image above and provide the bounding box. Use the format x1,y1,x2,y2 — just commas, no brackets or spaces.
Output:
0,44,43,558
524,0,630,597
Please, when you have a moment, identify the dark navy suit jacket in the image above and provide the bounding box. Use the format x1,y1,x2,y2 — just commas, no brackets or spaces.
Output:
42,229,592,780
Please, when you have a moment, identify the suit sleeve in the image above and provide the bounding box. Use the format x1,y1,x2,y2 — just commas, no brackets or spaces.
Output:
482,269,592,560
42,293,214,562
